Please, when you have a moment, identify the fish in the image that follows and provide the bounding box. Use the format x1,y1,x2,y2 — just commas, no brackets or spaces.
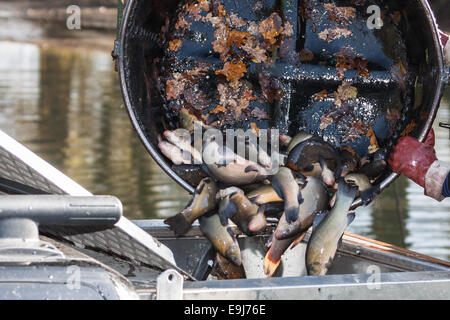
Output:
286,137,338,185
179,107,207,132
286,131,314,153
218,191,267,236
360,159,387,179
217,194,238,226
211,253,246,280
359,148,387,179
263,231,308,277
245,138,273,169
199,212,242,266
247,185,283,205
261,202,285,218
345,173,378,205
279,134,292,148
271,167,303,224
164,178,219,236
339,146,360,177
275,177,329,240
163,130,202,164
306,180,358,276
202,139,270,185
158,141,192,165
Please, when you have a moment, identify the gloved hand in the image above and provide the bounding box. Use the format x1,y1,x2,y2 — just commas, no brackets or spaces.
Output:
388,129,437,189
440,30,450,66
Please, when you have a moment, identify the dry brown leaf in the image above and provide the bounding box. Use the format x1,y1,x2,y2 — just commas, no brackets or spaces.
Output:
184,3,203,21
335,82,358,107
318,28,352,42
168,39,183,52
227,30,251,48
216,60,247,82
197,0,211,12
320,114,334,130
166,79,184,100
334,47,370,78
391,61,407,91
250,122,260,135
228,12,247,28
313,89,328,101
283,21,294,37
259,12,284,45
365,125,379,153
212,23,230,59
251,107,269,120
343,120,367,142
324,3,356,25
210,105,227,114
241,37,268,63
175,15,191,30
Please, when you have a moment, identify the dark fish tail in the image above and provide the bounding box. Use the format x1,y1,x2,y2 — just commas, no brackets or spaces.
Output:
285,205,299,224
164,213,192,237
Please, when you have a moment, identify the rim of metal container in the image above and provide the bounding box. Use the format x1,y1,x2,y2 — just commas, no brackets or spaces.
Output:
118,0,445,209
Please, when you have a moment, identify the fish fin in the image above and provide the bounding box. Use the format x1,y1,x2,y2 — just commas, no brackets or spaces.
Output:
298,191,304,205
313,210,329,229
338,235,344,247
290,231,307,249
245,165,260,173
195,181,206,195
347,212,356,226
263,251,281,277
218,198,237,226
285,205,299,224
226,226,236,240
164,214,191,237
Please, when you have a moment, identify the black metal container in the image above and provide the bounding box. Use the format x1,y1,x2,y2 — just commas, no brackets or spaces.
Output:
117,0,446,208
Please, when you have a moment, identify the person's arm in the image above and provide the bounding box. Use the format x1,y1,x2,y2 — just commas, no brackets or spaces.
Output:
388,129,450,201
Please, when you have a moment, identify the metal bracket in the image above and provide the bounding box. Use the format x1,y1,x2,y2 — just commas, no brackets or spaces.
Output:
156,269,184,300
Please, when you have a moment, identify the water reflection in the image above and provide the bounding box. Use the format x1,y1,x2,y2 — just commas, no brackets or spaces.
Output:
0,19,448,261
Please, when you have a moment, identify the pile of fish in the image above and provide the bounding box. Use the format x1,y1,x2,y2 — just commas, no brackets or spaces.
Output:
154,0,394,278
160,128,386,277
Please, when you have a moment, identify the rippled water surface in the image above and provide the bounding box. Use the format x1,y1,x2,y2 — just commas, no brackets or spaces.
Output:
0,18,448,261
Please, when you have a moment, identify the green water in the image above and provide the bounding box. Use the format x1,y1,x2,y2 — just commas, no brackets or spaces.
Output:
0,18,448,261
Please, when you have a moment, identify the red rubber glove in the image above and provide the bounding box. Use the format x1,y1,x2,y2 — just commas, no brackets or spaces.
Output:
440,31,450,66
388,129,437,188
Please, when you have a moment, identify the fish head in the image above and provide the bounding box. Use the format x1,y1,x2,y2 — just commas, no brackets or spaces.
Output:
225,244,242,266
247,210,267,233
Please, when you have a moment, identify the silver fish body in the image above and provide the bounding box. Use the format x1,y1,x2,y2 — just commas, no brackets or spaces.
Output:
203,140,270,185
199,212,242,266
275,177,329,240
306,181,358,276
164,178,219,236
271,167,302,224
